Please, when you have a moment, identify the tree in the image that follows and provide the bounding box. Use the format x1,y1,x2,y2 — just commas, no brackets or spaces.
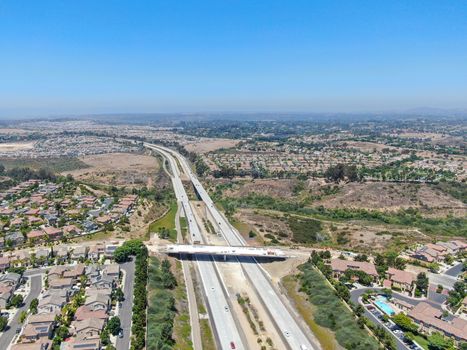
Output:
415,272,429,295
447,281,466,307
9,294,24,308
195,158,209,176
30,298,39,314
56,325,69,339
335,282,350,301
444,254,454,265
112,287,125,302
427,332,454,350
0,316,7,331
354,254,368,262
100,328,110,346
392,313,418,333
107,316,121,336
354,304,365,317
324,163,360,183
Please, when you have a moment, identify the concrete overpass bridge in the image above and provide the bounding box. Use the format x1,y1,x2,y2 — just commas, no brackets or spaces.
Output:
160,244,290,259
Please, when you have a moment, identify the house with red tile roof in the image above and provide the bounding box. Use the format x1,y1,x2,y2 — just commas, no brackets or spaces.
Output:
386,267,416,293
330,258,378,279
408,302,467,343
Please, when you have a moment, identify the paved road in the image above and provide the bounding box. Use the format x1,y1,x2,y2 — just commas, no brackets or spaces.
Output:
427,271,457,289
0,274,42,350
175,205,202,350
444,262,463,277
147,143,246,350
116,260,135,350
148,143,318,350
350,288,410,350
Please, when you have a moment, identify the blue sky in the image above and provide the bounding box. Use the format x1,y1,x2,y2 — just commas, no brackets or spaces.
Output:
1,0,466,117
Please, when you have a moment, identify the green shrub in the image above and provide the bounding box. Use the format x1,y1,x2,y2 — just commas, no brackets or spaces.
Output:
299,263,379,350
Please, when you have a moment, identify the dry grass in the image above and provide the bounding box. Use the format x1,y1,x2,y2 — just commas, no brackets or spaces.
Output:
0,142,35,152
227,179,298,198
314,182,466,216
184,139,239,154
63,152,159,188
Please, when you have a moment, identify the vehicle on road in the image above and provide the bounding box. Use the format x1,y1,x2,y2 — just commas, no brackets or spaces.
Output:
230,341,236,349
118,330,123,338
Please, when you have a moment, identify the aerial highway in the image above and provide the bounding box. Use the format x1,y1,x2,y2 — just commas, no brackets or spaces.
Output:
146,144,245,350
145,143,318,350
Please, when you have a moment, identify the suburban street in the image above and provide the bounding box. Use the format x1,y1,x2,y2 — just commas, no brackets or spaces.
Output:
350,288,410,350
444,262,463,277
427,271,457,289
0,274,42,350
116,260,136,350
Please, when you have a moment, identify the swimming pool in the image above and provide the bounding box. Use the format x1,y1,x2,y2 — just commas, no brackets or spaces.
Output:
374,296,396,316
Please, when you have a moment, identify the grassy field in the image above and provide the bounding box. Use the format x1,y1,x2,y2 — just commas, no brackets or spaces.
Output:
148,201,178,241
0,157,88,173
282,275,339,350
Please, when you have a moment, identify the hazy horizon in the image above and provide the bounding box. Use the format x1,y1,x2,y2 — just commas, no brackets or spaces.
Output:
1,1,467,117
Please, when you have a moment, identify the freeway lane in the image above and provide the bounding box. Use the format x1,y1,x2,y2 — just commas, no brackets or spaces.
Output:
0,275,42,350
147,144,246,350
147,143,318,350
116,260,135,350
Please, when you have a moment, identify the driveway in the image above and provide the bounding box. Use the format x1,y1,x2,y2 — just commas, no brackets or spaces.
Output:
116,259,135,350
0,274,42,349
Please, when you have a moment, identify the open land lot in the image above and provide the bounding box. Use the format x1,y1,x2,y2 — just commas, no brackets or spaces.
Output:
63,152,160,188
184,138,239,154
313,182,466,215
0,142,35,152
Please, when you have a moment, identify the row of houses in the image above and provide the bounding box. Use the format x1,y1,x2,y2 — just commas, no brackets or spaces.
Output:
1,180,138,251
412,240,467,263
0,242,121,270
407,302,467,344
331,258,417,293
12,263,121,350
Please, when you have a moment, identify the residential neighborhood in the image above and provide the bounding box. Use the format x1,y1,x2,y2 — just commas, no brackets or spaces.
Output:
0,179,138,251
0,239,131,350
312,240,467,349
